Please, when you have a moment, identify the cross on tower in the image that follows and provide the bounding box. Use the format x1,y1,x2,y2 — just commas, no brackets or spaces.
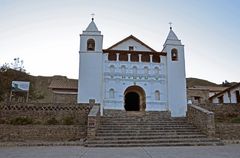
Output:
91,13,95,21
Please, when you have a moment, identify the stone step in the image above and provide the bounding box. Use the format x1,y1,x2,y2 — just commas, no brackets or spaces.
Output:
97,131,203,137
102,120,187,122
103,116,172,118
101,118,186,121
97,128,200,132
98,128,198,131
102,110,171,118
87,112,223,147
97,131,202,136
101,122,188,125
99,124,195,128
85,141,223,147
101,121,189,124
97,132,202,136
90,134,207,141
86,138,223,146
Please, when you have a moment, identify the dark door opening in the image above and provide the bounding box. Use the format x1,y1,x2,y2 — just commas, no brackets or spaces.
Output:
236,91,240,103
124,92,140,111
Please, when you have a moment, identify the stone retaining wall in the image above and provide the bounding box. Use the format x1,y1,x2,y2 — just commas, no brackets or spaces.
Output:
198,103,240,121
216,123,240,140
187,104,215,137
0,102,92,125
0,125,85,141
0,102,96,141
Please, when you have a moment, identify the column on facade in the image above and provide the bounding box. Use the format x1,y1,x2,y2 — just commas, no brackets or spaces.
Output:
150,54,153,63
139,54,142,62
116,53,119,61
106,53,109,61
128,54,131,62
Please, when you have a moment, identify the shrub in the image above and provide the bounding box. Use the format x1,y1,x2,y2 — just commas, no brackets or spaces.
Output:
10,117,33,125
46,117,59,125
63,116,74,125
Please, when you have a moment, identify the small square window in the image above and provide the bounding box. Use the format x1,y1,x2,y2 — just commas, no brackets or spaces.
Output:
129,46,134,51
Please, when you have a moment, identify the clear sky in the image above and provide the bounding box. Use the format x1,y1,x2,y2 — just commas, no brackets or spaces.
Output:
0,0,240,84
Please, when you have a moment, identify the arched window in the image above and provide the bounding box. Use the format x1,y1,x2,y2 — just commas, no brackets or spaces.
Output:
152,54,160,63
154,67,160,75
144,66,149,75
87,39,95,51
110,65,115,74
109,89,115,99
121,65,126,75
155,90,160,100
108,53,116,61
133,66,137,76
171,48,178,61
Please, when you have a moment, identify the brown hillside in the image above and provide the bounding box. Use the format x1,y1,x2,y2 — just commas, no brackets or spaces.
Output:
186,78,218,88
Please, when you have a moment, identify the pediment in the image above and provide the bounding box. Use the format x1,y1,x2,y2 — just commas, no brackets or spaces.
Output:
106,35,156,52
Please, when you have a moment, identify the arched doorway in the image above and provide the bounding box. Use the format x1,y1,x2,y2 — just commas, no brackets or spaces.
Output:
124,86,146,111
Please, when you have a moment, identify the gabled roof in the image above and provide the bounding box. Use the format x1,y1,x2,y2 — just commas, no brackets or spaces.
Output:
105,35,157,52
209,82,240,100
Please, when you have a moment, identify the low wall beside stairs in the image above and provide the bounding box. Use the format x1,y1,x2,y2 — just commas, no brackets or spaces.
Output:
216,123,240,140
187,104,215,137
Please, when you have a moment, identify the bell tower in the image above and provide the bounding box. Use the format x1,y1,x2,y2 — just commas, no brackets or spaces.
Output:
78,18,103,104
163,26,187,116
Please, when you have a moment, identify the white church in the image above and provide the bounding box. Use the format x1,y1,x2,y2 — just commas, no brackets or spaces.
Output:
78,18,187,116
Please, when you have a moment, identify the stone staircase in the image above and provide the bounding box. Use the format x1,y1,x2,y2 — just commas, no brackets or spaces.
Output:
85,110,223,147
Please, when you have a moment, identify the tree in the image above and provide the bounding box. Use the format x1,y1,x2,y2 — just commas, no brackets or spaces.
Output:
0,63,10,72
0,58,26,73
0,58,28,101
10,58,26,72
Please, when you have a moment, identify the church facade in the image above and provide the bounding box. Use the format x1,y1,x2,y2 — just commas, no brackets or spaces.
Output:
78,19,187,116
